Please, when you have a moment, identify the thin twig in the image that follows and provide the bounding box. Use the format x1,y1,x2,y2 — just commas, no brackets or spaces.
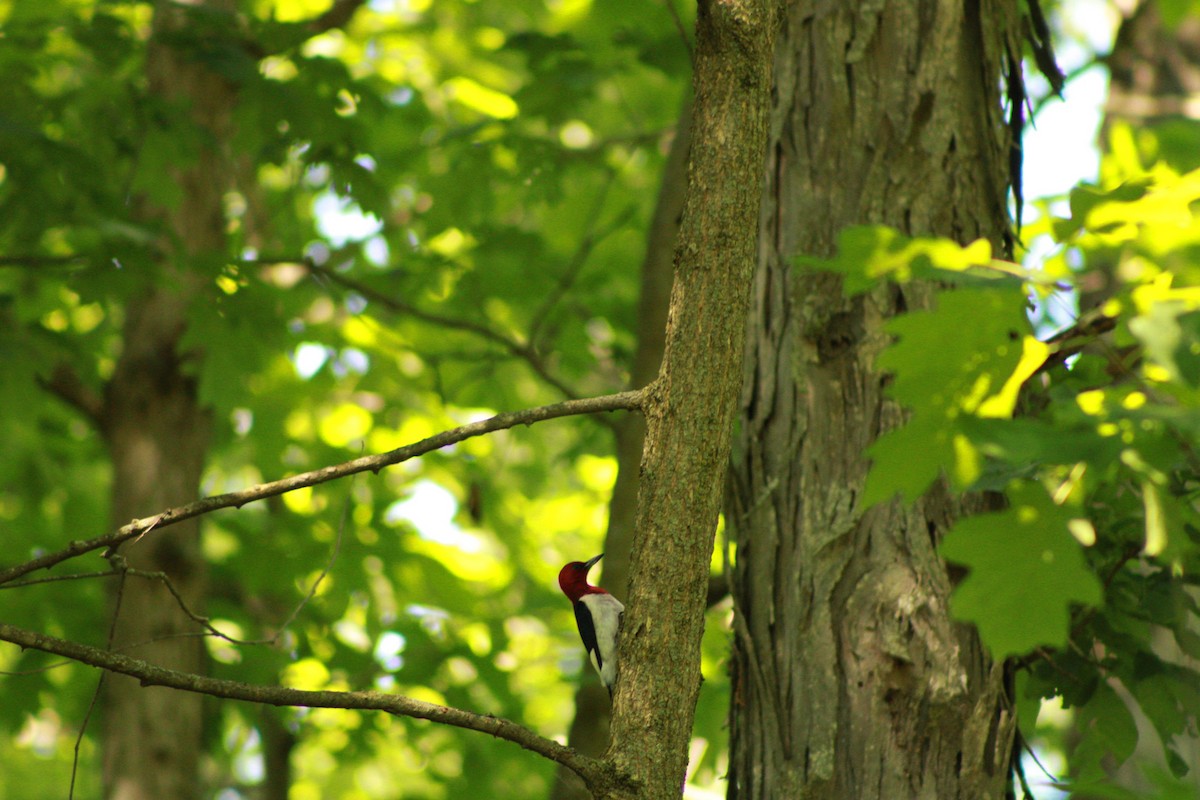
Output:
270,489,346,639
0,659,75,676
304,262,585,403
663,0,695,63
70,569,127,800
0,390,644,586
0,571,121,589
118,492,346,651
0,255,89,268
526,178,628,349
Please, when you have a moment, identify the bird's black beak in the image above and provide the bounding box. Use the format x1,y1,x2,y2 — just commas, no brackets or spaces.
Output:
584,553,604,570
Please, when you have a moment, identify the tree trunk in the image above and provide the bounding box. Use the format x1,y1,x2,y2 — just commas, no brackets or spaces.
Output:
551,95,688,800
727,2,1019,798
606,1,776,797
261,708,297,800
99,2,231,797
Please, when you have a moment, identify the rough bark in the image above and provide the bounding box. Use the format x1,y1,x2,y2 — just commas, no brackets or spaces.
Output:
607,2,776,798
551,96,689,800
99,2,232,797
727,1,1019,798
101,293,212,800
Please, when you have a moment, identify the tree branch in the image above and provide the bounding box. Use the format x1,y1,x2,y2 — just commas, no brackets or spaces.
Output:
0,621,622,790
526,180,632,351
0,390,643,586
37,364,104,426
243,0,368,58
305,0,366,37
0,255,89,268
303,261,586,403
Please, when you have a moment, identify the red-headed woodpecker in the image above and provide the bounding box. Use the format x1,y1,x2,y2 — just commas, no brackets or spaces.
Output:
558,553,624,697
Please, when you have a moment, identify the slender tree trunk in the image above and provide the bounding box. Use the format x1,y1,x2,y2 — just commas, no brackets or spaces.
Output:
99,2,231,797
101,291,212,800
606,1,777,798
551,97,688,800
261,708,297,800
727,2,1019,798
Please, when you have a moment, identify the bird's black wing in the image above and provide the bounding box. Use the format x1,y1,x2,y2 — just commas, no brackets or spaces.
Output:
573,600,602,669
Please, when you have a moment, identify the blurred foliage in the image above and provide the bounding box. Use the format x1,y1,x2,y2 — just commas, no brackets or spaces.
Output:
803,123,1200,793
10,0,1199,798
0,0,737,798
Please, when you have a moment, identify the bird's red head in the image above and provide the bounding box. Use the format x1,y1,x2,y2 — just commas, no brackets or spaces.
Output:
558,553,605,602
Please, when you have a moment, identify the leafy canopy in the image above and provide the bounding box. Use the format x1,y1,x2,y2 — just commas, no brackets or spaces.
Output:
0,1,738,798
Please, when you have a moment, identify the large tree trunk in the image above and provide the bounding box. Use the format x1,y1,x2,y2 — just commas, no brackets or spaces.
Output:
727,2,1019,798
99,2,231,797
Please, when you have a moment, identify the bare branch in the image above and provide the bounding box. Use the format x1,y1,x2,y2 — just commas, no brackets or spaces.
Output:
71,567,129,799
242,0,368,58
0,621,620,789
662,0,695,62
0,571,119,589
304,262,585,403
0,255,89,268
0,390,644,586
305,0,366,37
527,180,631,350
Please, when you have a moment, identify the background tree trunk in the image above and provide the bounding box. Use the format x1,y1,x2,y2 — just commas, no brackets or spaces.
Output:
99,2,231,797
727,2,1019,798
1079,0,1200,312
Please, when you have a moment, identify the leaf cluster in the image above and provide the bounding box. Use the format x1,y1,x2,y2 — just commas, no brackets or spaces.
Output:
0,0,721,797
802,141,1200,789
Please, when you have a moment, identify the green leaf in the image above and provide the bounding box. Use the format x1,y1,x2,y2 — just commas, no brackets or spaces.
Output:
1129,305,1200,388
862,288,1031,505
939,483,1102,658
796,225,999,295
863,411,950,506
1129,662,1200,777
1052,178,1154,241
880,288,1027,409
1072,682,1140,782
1174,627,1200,660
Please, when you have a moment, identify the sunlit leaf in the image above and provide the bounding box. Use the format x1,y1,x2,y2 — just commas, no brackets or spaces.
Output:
940,484,1102,658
